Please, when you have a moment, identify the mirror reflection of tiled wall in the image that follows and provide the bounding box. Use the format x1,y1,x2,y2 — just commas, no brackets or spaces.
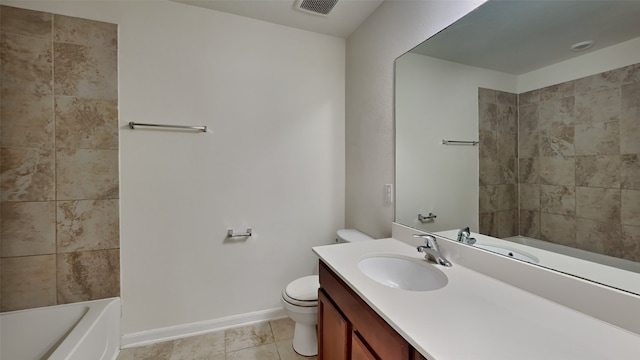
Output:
479,63,640,262
0,6,119,311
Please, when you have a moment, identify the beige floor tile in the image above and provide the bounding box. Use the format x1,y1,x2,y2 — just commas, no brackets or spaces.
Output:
116,341,174,360
226,343,280,360
270,318,295,341
170,331,225,360
225,322,274,352
275,339,317,360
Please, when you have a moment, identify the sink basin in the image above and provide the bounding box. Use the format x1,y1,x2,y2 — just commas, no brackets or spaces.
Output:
357,255,448,291
474,244,538,263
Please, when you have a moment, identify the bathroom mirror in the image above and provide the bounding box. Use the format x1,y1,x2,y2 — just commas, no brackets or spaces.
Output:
395,0,640,295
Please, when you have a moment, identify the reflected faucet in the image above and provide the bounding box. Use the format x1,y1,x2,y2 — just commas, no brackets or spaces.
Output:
457,227,476,245
414,234,452,267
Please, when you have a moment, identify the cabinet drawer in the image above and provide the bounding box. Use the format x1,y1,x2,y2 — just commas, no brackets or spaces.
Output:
319,261,410,360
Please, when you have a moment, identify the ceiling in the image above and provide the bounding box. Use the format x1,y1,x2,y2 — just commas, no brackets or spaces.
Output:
171,0,385,38
411,0,640,75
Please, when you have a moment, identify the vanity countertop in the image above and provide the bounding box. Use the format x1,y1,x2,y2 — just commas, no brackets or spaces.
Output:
313,238,640,360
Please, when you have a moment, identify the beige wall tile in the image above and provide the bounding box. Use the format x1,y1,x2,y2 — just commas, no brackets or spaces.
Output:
56,148,119,200
479,184,498,213
621,189,640,226
539,123,574,157
53,14,117,49
575,219,623,258
497,91,517,107
497,103,517,133
0,33,52,95
621,81,640,110
575,155,621,188
0,147,55,201
478,88,497,104
540,81,575,102
519,184,540,211
576,187,620,223
518,131,539,158
55,96,118,150
540,213,576,248
57,249,120,303
478,130,497,159
574,121,620,156
498,157,516,184
575,88,620,125
539,97,575,127
57,199,119,253
270,318,295,342
225,322,275,353
497,210,518,238
540,185,575,216
497,184,517,211
1,92,54,148
479,158,501,185
519,89,539,106
621,225,640,262
1,201,55,257
0,5,52,39
518,104,538,132
519,210,540,239
622,64,640,84
539,156,574,186
226,343,279,360
170,331,225,360
518,157,539,184
620,106,640,154
478,102,497,131
575,68,623,93
497,131,517,158
1,254,56,311
53,42,117,99
621,154,640,190
479,212,498,237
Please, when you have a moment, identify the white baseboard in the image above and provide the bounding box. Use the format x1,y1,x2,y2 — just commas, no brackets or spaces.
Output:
120,307,287,349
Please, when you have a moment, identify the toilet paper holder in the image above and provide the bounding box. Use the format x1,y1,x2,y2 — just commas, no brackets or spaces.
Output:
227,228,252,238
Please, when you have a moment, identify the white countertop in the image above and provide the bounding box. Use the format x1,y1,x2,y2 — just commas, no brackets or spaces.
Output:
313,238,640,360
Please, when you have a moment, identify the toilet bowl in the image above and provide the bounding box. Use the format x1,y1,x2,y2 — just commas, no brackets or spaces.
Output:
281,229,374,356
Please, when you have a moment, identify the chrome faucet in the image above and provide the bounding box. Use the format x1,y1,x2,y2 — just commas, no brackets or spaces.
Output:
457,227,476,245
414,234,452,267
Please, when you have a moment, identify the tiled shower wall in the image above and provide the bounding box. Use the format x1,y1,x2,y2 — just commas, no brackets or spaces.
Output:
478,89,519,238
0,6,119,311
479,63,640,262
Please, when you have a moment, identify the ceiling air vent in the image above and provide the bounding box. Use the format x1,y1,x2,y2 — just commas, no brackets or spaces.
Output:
294,0,339,16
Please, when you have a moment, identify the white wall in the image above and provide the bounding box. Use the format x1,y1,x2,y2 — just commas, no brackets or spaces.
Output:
518,36,640,92
345,0,486,238
5,0,345,335
395,53,516,232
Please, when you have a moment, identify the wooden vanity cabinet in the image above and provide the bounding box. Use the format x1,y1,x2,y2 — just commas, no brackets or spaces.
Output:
318,261,429,360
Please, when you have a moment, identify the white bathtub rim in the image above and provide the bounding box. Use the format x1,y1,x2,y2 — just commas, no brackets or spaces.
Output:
121,307,285,349
48,297,120,360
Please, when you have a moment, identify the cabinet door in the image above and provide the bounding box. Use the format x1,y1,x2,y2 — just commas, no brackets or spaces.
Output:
318,289,349,360
352,331,378,360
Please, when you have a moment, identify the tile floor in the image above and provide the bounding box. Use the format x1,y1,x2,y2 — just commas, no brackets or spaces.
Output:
116,318,317,360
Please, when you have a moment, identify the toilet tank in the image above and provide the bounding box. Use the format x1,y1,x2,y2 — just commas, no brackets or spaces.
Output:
336,229,374,243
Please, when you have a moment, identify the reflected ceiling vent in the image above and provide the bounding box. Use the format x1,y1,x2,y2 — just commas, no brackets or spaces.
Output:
294,0,339,16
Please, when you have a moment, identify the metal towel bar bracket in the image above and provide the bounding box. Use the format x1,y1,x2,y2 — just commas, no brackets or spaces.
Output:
227,228,252,238
442,139,479,146
418,213,437,222
128,122,207,133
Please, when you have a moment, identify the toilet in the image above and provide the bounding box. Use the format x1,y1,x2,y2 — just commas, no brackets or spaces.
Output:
281,229,374,356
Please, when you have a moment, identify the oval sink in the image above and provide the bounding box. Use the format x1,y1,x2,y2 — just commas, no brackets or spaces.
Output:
357,256,448,291
474,244,538,263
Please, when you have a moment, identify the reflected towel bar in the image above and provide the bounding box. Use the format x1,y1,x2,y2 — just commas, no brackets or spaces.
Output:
128,122,207,133
442,139,479,146
227,228,252,238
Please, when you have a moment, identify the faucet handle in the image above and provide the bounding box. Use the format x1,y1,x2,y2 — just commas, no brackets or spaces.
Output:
413,234,437,248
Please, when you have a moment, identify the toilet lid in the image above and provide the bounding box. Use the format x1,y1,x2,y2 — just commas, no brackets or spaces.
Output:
285,275,319,302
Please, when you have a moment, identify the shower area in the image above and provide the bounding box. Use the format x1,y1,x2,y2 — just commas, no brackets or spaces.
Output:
0,5,120,312
478,63,640,263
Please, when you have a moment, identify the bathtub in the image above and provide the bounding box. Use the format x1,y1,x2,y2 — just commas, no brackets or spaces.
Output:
0,297,120,360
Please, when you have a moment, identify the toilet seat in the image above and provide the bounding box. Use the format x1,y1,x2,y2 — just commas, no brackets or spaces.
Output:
282,275,319,307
